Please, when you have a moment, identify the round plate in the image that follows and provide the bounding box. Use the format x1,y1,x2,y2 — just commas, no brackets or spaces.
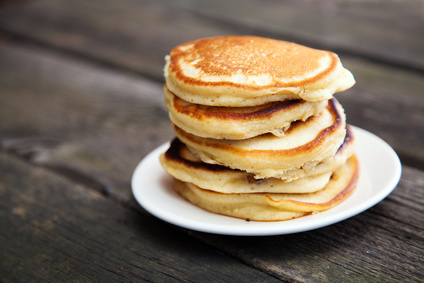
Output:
131,126,401,236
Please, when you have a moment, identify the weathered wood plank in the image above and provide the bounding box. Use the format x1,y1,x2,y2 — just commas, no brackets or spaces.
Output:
166,0,424,72
0,152,281,282
0,39,175,202
0,39,422,281
0,0,232,80
186,165,424,282
0,1,422,281
1,0,423,169
337,59,424,169
0,0,423,78
0,33,423,195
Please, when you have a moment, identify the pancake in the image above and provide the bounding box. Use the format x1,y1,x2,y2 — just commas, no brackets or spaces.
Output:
160,127,355,193
161,138,332,194
164,85,327,139
164,35,355,107
173,155,359,221
174,98,347,180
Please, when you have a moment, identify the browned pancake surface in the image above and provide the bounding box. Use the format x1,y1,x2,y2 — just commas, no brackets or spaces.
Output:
169,36,338,90
165,124,354,175
169,86,304,120
173,98,347,180
165,36,355,106
164,85,327,139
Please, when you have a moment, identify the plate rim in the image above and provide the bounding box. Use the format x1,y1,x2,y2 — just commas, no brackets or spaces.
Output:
131,126,402,236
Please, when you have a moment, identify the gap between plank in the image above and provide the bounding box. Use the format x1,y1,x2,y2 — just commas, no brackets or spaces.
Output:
0,30,164,84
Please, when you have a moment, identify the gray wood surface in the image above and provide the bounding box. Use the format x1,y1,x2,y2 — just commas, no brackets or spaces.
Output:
1,0,423,75
0,41,173,202
0,0,423,282
1,0,423,169
0,153,280,282
188,165,424,282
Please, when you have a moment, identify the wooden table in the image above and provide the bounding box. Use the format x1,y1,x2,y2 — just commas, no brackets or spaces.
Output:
1,0,423,281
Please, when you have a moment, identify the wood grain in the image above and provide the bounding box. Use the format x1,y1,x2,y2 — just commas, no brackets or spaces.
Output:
0,0,233,80
0,38,422,281
0,40,174,202
0,36,423,198
0,0,423,169
186,165,424,282
0,153,281,282
1,0,423,78
337,59,424,169
167,0,424,72
0,1,423,281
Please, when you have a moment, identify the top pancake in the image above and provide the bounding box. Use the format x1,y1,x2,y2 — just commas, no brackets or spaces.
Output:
164,36,355,107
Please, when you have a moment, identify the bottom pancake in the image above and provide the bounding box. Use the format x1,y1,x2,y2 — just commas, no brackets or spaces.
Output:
173,155,359,221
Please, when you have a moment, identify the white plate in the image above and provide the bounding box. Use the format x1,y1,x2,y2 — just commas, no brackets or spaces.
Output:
131,126,401,236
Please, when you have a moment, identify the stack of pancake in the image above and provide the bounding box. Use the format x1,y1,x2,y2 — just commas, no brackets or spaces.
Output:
160,36,359,221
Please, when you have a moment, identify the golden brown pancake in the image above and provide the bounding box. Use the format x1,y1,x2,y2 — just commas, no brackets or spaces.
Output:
173,155,359,221
164,36,355,107
174,98,347,180
164,85,327,139
160,36,359,222
160,126,355,193
160,138,330,194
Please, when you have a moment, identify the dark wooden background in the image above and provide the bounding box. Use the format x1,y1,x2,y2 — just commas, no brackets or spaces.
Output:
0,0,423,282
